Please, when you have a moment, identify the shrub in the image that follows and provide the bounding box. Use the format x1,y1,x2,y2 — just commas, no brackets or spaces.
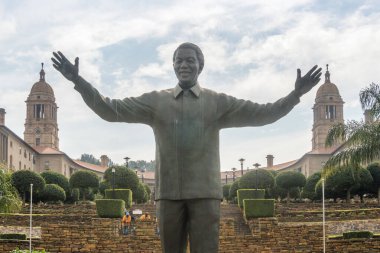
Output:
40,184,66,202
0,233,27,240
223,183,231,201
105,189,132,208
343,231,373,239
228,180,240,202
69,170,99,201
237,189,265,208
0,172,22,213
95,199,125,218
244,199,275,219
301,172,321,200
103,166,139,193
11,170,45,202
40,171,70,195
134,183,148,203
239,169,275,189
276,171,306,203
10,249,46,253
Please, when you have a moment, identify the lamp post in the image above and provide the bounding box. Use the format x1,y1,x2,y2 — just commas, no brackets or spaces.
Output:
232,167,236,182
253,163,261,189
124,157,130,168
141,168,145,183
238,158,245,177
225,174,228,184
111,168,116,198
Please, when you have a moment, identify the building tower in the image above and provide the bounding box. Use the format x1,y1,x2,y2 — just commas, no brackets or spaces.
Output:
312,65,344,150
24,63,59,149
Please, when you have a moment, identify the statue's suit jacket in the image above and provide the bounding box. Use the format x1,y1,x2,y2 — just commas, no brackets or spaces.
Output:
73,77,300,200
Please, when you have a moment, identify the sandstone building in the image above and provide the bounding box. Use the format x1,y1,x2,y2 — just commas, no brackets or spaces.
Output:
0,64,107,178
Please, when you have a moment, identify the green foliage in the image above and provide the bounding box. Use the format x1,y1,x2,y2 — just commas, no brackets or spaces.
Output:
11,170,45,202
105,189,132,208
0,171,22,213
243,199,275,219
0,233,27,240
69,170,99,201
10,249,46,253
301,172,321,200
324,165,373,202
222,184,231,200
143,183,151,201
237,189,265,208
69,188,80,203
343,231,373,239
40,171,70,201
95,199,125,218
128,160,156,172
99,180,111,195
134,183,148,203
40,184,66,202
228,180,240,202
80,153,101,165
276,171,306,202
239,169,275,189
325,83,380,168
104,166,139,193
367,162,380,203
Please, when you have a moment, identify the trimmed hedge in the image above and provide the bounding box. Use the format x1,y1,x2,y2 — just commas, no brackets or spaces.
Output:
95,199,125,218
40,184,66,202
343,231,374,239
0,233,27,240
237,189,265,208
244,199,275,219
105,189,132,208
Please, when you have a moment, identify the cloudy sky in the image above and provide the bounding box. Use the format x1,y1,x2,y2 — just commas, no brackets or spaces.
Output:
1,0,379,171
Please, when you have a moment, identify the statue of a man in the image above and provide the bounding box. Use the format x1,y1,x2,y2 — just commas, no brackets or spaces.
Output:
52,42,321,253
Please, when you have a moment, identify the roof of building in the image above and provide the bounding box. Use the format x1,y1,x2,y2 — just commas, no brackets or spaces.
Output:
73,160,108,173
30,63,55,96
33,146,64,155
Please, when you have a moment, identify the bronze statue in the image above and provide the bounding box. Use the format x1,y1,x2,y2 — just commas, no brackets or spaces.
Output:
52,42,321,253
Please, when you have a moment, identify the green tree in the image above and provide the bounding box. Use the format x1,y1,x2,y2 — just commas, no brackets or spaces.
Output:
134,183,148,204
228,180,240,203
323,165,373,203
143,183,151,200
238,169,275,190
69,170,99,201
223,183,231,201
128,160,156,172
99,180,111,196
325,83,380,168
40,171,70,197
0,169,22,213
301,172,321,200
40,184,66,202
103,166,139,193
80,153,101,165
11,170,45,203
275,171,306,203
367,162,380,203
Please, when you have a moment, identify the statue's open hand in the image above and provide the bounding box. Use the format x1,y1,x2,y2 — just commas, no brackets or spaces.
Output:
51,51,79,82
294,65,322,97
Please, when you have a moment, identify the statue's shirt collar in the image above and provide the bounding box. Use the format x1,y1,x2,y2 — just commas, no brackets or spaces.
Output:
173,83,201,99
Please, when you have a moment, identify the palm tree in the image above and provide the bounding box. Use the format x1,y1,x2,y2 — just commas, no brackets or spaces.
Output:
325,83,380,168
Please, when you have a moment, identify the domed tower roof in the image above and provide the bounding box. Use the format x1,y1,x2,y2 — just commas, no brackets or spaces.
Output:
315,64,343,103
28,63,55,101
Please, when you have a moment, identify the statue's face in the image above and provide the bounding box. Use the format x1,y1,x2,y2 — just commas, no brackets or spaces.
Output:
173,48,200,88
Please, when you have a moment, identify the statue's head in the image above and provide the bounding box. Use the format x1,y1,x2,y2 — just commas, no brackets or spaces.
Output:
173,42,204,88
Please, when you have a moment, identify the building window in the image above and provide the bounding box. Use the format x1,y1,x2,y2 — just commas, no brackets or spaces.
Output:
9,155,13,168
10,141,12,148
24,164,26,169
19,161,21,170
24,150,27,158
44,161,49,170
34,104,45,119
325,105,336,120
36,138,40,146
